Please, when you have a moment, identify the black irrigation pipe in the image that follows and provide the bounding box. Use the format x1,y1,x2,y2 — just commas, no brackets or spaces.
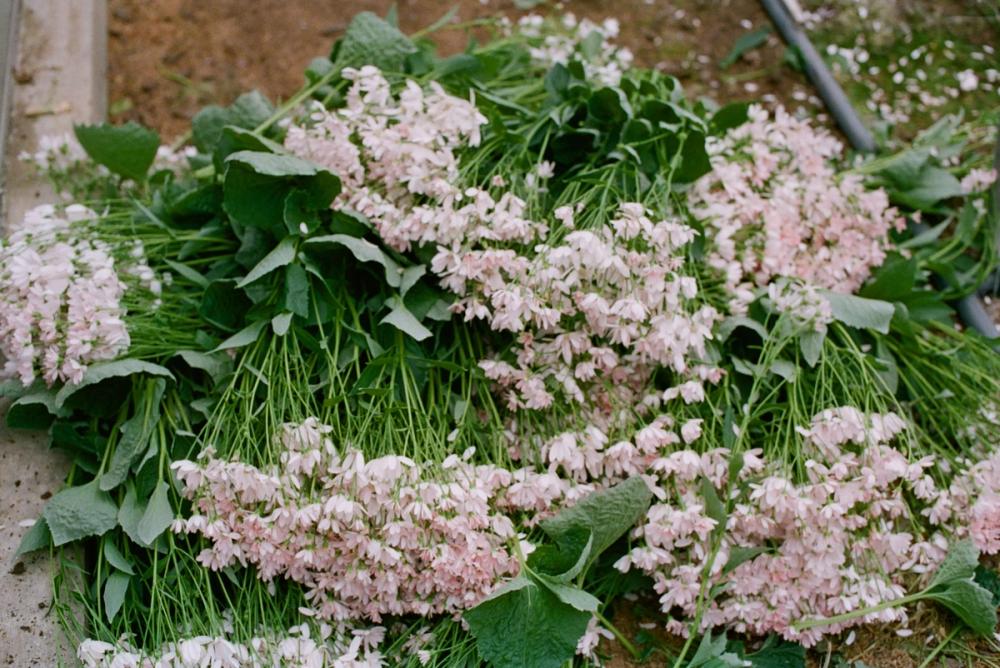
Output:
760,0,1000,343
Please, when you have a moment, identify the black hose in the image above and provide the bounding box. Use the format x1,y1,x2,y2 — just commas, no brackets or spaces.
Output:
759,0,876,153
759,0,1000,342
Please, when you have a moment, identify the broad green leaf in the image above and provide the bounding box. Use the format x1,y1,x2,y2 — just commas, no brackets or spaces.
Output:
464,576,591,668
674,131,712,183
103,571,130,622
191,106,231,153
528,527,594,582
103,539,135,575
43,480,119,546
539,477,652,569
798,331,824,367
137,481,174,546
74,122,160,181
930,539,980,588
6,391,65,430
334,12,417,72
720,26,771,68
200,279,252,332
54,360,173,410
212,320,267,352
975,566,1000,606
284,264,311,317
236,236,297,287
821,291,895,334
227,90,274,129
534,575,600,612
926,579,998,636
226,150,325,177
717,316,768,342
223,152,339,231
860,254,917,302
745,639,807,668
15,517,51,556
175,350,233,384
118,483,147,546
710,102,750,135
100,378,166,491
895,167,963,210
305,235,402,287
272,312,294,336
380,297,432,341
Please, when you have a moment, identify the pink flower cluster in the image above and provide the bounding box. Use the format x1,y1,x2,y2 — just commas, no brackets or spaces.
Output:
915,449,1000,556
171,418,576,623
511,13,635,86
690,105,904,314
78,621,388,668
766,279,834,334
0,204,131,385
439,202,719,413
616,408,951,646
283,66,495,253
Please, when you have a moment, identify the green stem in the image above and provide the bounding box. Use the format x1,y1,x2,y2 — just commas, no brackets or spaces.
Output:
793,590,926,631
595,609,641,660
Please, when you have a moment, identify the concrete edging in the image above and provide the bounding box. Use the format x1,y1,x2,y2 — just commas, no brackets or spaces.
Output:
1,1,107,666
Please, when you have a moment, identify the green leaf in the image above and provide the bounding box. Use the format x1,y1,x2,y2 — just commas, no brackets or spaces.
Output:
723,546,768,575
674,131,712,183
895,167,963,210
43,480,119,546
103,571,130,623
6,391,65,430
380,297,432,341
710,102,750,135
529,527,594,582
860,254,917,302
720,26,771,68
227,90,274,129
118,483,147,546
588,87,632,124
15,517,51,556
137,481,174,546
103,538,135,575
305,235,403,287
283,264,311,317
200,279,252,332
821,291,895,334
54,360,173,410
534,575,600,612
175,350,233,384
700,477,727,527
930,539,980,589
334,12,418,72
539,477,652,570
74,122,160,181
464,576,591,668
926,579,998,636
717,316,768,342
212,320,267,352
745,639,806,668
236,236,297,287
191,106,231,153
223,151,340,232
975,566,1000,606
798,330,824,367
100,378,166,491
272,312,294,336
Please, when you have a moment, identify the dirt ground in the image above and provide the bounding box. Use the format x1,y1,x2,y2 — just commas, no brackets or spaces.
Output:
107,0,814,140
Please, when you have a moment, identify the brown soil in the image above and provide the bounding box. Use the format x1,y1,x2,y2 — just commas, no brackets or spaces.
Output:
107,0,815,140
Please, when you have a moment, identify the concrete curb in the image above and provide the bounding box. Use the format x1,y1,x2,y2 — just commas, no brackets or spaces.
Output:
1,1,107,666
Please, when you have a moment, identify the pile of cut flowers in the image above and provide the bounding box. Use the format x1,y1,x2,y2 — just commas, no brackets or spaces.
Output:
6,9,1000,668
